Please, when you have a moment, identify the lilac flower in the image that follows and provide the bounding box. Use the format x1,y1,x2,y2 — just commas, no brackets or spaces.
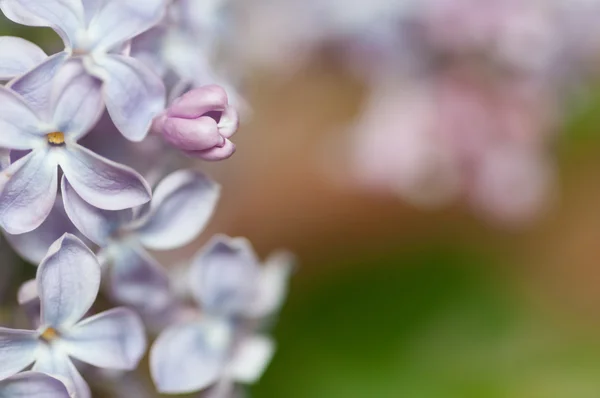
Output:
0,0,167,141
151,317,274,394
152,86,239,161
150,235,293,394
0,372,71,398
62,169,220,313
188,235,293,319
0,234,146,398
0,62,151,234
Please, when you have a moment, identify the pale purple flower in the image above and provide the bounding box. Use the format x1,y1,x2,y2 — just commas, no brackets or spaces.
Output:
62,169,220,313
0,62,151,234
0,234,147,398
0,0,167,141
0,372,71,398
151,317,274,395
152,86,239,161
188,235,293,319
149,235,293,394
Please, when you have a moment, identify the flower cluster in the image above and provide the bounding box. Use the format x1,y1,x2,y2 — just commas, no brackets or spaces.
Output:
240,0,600,226
0,0,292,397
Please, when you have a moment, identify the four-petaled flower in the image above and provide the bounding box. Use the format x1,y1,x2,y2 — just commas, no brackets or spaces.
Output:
0,62,151,234
150,235,293,394
0,0,167,141
62,169,220,314
0,234,146,398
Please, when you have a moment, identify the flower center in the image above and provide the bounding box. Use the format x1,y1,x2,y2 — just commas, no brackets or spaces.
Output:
72,48,88,56
47,132,65,145
40,327,60,343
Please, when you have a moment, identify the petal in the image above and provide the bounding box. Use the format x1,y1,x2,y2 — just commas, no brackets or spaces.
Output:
0,86,43,150
37,233,101,329
0,37,47,80
150,319,232,394
130,26,168,78
0,149,58,234
136,170,220,251
0,328,39,380
33,346,90,398
161,116,224,151
4,198,78,264
62,307,146,370
94,54,165,141
85,0,166,52
8,52,70,116
80,0,101,25
61,175,130,247
167,85,230,119
246,251,294,318
190,235,260,316
0,372,71,398
0,0,84,47
108,245,172,314
185,138,236,161
229,335,275,384
51,60,103,140
59,143,151,210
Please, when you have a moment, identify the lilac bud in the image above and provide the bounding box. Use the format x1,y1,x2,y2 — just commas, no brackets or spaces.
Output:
154,85,240,161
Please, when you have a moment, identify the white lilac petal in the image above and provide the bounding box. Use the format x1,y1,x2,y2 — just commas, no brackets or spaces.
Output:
108,245,172,314
0,149,58,234
62,307,146,370
0,371,71,398
61,176,130,246
17,279,41,328
0,328,39,380
190,235,260,316
51,61,103,140
37,234,101,329
94,54,166,141
246,251,295,319
59,144,151,210
228,335,275,384
8,52,70,116
33,345,90,398
0,86,44,150
150,319,232,394
136,170,220,251
0,0,84,48
85,0,166,53
0,36,47,80
80,0,101,26
4,198,78,264
130,26,168,79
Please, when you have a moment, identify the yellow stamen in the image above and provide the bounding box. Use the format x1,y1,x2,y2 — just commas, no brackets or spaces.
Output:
40,327,59,342
47,132,65,145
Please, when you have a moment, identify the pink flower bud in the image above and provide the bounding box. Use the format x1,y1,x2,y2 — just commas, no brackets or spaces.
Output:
153,85,240,161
